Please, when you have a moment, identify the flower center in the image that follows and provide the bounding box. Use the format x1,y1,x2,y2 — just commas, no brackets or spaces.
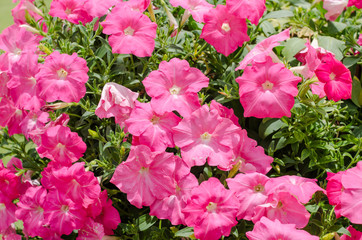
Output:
206,202,217,212
169,85,181,95
221,23,231,32
254,184,264,192
57,143,66,149
0,203,5,211
277,201,283,208
65,8,72,15
14,48,22,55
329,72,336,81
61,205,69,213
124,26,135,36
201,132,212,142
262,80,274,90
57,68,68,80
139,166,149,174
150,115,160,125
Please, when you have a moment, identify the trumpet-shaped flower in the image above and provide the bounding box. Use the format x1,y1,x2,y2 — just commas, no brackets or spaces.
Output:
226,0,265,25
49,0,92,24
0,192,17,232
169,0,213,23
143,58,209,118
102,5,157,57
182,177,239,240
236,57,301,118
340,226,362,240
200,5,249,56
323,0,348,21
36,51,89,103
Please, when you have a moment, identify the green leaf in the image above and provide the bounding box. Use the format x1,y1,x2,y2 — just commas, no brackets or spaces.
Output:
259,119,287,139
337,227,351,237
327,21,347,35
175,227,194,237
343,57,359,68
301,149,311,161
282,38,307,61
260,21,276,36
138,214,157,231
353,126,362,138
263,10,294,19
305,204,319,213
351,78,361,107
317,36,346,60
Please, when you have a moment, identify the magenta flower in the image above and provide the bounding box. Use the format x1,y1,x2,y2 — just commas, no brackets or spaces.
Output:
117,0,151,12
340,226,362,240
0,193,17,233
111,145,176,208
236,29,290,70
36,51,89,103
236,57,301,118
247,217,319,240
173,105,240,168
226,0,266,25
36,125,87,166
0,161,22,200
125,102,181,151
102,5,157,57
95,82,139,130
182,177,239,240
326,171,345,218
315,53,352,102
169,0,213,23
348,0,362,8
77,218,105,240
252,192,310,228
200,5,249,56
143,58,209,118
227,173,269,220
49,0,92,24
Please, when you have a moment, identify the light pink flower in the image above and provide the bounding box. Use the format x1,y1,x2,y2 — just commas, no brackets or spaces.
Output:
84,0,116,18
226,0,266,25
117,0,151,12
95,82,139,130
182,177,239,240
49,0,93,24
0,54,9,97
200,5,249,56
227,173,269,220
125,102,181,151
266,175,325,204
246,217,319,240
209,100,240,126
36,51,89,103
224,130,273,174
169,0,213,23
101,5,157,57
340,226,362,240
111,145,176,208
236,57,301,118
323,0,348,21
149,159,198,225
143,58,209,118
252,191,311,228
236,29,290,70
0,98,28,136
326,171,346,217
36,125,87,166
19,111,49,140
173,104,240,168
0,193,17,232
12,0,44,26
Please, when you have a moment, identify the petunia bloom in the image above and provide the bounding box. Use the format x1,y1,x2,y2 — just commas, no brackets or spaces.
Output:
101,5,157,57
49,0,92,24
200,5,249,56
36,51,89,103
226,0,266,25
323,0,348,21
340,226,362,240
236,57,301,118
169,0,213,23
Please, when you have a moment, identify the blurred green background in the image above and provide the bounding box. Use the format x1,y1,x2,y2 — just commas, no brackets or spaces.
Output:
0,0,17,32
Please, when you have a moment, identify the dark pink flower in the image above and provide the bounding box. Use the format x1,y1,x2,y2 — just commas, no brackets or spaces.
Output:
200,5,249,56
358,34,362,46
173,104,240,168
125,102,181,150
247,217,319,240
315,53,352,102
0,164,22,200
77,218,105,240
227,173,269,220
111,145,176,208
169,0,213,23
36,125,87,166
117,0,151,12
182,177,239,240
36,51,89,103
0,193,17,232
236,57,301,118
84,0,116,18
19,111,49,140
102,5,157,57
143,58,209,118
348,0,362,8
326,171,346,218
49,0,93,24
226,0,266,25
340,226,362,240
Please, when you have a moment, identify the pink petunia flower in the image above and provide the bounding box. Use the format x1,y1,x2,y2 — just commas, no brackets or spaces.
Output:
182,177,239,240
125,102,181,151
315,53,352,102
36,125,87,166
209,100,240,127
340,226,362,240
200,5,249,56
173,104,240,168
77,218,105,240
95,82,139,130
111,145,176,208
0,162,22,200
0,54,9,97
169,0,213,23
236,29,290,70
323,0,348,21
36,51,89,103
84,0,116,18
49,0,93,24
252,191,311,228
19,111,50,140
143,58,209,118
117,0,151,12
358,34,362,46
12,0,44,26
0,192,17,233
326,171,346,218
236,56,301,118
348,0,362,8
265,175,325,204
227,173,269,220
226,0,266,25
101,5,157,57
246,217,319,240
